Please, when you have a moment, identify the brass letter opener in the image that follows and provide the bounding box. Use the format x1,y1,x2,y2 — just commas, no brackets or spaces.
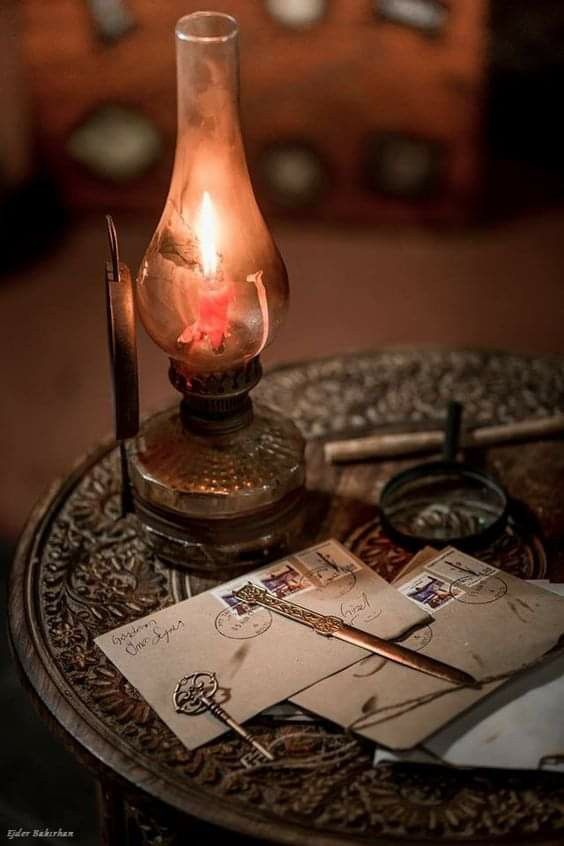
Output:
234,584,476,687
173,671,274,762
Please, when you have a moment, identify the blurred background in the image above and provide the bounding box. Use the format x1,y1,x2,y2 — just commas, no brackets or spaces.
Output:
1,1,564,841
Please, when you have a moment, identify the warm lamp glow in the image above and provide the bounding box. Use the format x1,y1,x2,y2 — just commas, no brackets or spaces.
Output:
136,12,289,376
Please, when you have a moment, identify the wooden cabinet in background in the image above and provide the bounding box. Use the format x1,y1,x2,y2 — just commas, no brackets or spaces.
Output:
21,0,486,223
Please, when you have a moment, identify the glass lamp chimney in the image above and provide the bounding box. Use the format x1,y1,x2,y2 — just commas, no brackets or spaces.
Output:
136,12,289,377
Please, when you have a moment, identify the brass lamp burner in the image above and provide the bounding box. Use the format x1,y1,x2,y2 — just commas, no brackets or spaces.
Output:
128,358,306,573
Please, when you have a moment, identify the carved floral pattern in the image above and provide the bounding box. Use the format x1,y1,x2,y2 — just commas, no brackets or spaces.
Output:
26,351,564,841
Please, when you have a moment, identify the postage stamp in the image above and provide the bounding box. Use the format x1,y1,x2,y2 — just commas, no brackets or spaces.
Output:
424,549,497,587
212,543,362,617
399,572,458,612
212,559,313,617
258,561,313,599
213,586,257,617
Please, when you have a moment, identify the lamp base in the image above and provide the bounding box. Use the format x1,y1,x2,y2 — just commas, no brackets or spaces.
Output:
128,401,307,573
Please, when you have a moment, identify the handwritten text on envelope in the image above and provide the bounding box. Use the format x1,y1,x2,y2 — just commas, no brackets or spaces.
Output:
95,540,429,751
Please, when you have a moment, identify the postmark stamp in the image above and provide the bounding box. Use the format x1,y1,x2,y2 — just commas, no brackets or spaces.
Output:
425,548,497,587
403,623,434,651
449,574,508,605
295,542,362,594
214,606,273,639
314,571,357,600
213,586,254,617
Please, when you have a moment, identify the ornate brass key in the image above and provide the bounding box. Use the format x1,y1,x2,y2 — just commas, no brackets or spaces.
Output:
173,671,274,762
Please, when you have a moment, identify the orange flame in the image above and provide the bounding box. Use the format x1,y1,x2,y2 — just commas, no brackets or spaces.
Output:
196,191,219,278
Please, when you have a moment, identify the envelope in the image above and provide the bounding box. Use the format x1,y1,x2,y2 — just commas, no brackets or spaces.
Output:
292,546,564,750
373,582,564,771
95,539,428,751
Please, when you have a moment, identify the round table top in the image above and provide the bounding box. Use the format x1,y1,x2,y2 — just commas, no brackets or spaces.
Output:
9,348,564,844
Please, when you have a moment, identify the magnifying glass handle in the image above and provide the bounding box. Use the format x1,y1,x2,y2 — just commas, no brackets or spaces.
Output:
443,401,463,462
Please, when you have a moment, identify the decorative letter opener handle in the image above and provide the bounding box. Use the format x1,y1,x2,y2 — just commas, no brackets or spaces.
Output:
234,584,476,687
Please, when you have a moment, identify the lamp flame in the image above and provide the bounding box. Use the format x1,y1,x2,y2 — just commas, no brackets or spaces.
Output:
197,191,219,278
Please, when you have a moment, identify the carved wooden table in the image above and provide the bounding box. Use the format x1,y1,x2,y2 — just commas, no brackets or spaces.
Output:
9,349,564,845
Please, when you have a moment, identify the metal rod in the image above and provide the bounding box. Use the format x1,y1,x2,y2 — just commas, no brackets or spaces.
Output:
443,400,463,463
105,214,120,282
324,414,564,464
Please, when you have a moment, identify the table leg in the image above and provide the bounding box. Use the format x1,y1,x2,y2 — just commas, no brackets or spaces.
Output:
96,780,128,846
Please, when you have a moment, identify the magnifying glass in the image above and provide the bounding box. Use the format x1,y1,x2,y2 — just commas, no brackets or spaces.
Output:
379,401,508,550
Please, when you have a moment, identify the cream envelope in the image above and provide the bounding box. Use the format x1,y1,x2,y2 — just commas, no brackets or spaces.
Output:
292,547,564,750
95,539,428,751
374,585,564,770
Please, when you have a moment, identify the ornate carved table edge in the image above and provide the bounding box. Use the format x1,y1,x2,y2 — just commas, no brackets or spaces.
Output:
8,348,564,845
6,443,329,846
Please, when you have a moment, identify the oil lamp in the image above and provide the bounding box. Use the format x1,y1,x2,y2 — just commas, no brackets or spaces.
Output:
125,12,306,572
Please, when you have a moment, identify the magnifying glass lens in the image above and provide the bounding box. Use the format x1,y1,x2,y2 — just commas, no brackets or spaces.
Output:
383,469,507,543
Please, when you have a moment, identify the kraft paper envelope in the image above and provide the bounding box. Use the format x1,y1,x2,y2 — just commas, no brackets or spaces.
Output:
95,539,428,751
373,583,564,770
292,547,564,750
